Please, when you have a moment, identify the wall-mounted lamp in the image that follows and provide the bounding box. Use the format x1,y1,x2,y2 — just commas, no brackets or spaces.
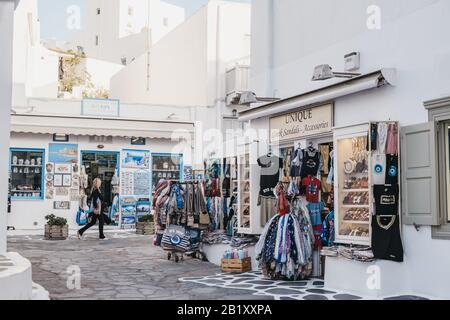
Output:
53,134,69,142
312,64,361,81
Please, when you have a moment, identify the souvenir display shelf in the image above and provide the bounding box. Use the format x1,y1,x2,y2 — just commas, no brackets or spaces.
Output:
151,153,183,192
334,124,372,246
10,148,45,200
237,142,263,235
334,122,400,246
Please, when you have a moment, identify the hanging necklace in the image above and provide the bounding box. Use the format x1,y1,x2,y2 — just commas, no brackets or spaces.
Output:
377,216,396,230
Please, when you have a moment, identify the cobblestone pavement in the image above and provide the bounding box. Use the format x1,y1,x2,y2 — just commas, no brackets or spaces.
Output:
7,231,429,301
7,231,272,300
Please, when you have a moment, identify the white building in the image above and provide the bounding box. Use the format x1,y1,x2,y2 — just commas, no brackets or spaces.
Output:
12,0,59,106
74,0,185,65
110,0,251,141
244,0,450,299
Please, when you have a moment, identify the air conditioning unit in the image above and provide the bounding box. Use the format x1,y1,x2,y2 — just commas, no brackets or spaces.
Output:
226,65,250,105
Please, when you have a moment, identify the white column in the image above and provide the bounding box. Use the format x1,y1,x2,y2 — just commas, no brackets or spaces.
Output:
0,0,15,255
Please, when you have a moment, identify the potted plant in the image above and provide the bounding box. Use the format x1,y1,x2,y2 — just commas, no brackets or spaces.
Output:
44,214,69,240
136,215,155,235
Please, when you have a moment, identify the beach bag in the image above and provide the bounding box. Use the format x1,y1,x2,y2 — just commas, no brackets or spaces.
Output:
161,225,190,252
76,208,88,226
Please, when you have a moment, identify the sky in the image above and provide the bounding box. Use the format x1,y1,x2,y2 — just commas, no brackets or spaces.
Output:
38,0,251,41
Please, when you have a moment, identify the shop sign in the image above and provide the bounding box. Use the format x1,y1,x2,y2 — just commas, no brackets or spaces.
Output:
270,103,333,143
82,98,120,117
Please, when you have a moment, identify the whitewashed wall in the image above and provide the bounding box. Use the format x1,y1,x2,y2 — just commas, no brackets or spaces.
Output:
110,1,251,109
0,0,15,254
110,6,209,106
250,0,450,298
73,0,185,65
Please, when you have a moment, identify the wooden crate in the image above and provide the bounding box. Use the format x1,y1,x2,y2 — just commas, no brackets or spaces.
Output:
221,257,252,273
44,225,68,240
136,222,155,235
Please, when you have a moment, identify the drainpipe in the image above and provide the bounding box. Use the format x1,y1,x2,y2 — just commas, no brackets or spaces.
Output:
0,0,15,254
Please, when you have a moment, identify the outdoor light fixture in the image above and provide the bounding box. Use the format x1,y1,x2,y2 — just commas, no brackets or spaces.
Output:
53,133,69,142
238,91,280,106
312,64,361,81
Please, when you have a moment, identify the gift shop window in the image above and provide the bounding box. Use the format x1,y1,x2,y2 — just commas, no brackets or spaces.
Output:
10,148,45,200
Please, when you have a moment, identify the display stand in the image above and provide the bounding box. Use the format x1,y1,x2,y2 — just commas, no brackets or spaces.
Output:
151,153,183,192
119,149,152,229
334,122,400,246
236,142,263,235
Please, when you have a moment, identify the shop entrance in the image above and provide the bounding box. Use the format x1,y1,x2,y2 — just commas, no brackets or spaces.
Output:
81,151,119,215
279,137,335,278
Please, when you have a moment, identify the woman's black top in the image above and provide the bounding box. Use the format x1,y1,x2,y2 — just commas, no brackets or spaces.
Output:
90,189,104,210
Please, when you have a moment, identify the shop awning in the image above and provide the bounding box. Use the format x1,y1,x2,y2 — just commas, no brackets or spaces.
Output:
239,69,396,121
10,114,195,140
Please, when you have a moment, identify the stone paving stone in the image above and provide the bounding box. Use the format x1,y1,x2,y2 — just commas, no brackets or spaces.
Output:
303,294,329,300
312,281,324,286
254,286,276,290
334,294,362,300
265,288,302,295
279,281,308,287
200,279,226,284
306,288,336,294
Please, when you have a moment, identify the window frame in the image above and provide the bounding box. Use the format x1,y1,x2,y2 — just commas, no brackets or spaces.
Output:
426,97,450,239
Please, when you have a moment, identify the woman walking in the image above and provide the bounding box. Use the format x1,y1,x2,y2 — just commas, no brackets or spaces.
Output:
78,178,107,240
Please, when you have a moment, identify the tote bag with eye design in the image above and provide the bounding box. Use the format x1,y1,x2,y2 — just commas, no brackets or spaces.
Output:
161,225,190,252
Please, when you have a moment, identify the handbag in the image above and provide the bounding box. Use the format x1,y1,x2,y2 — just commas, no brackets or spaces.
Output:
161,225,190,252
199,211,211,225
76,208,88,226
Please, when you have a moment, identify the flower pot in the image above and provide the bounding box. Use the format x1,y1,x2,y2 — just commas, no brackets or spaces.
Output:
136,222,155,235
44,224,69,240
